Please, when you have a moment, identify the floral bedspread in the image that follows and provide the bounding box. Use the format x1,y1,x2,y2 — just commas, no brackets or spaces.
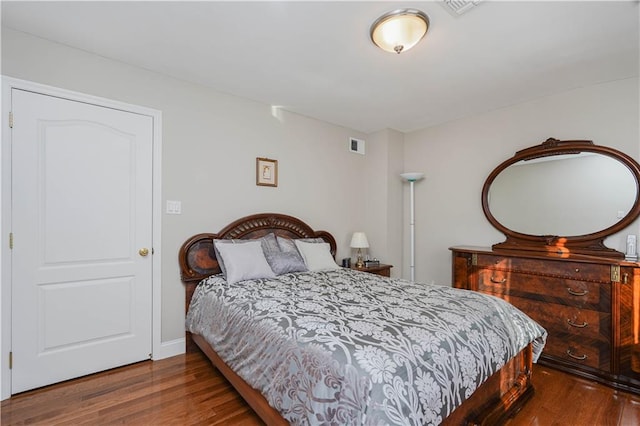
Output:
186,269,546,425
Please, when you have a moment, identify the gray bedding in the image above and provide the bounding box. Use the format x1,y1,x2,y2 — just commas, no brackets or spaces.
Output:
186,268,546,425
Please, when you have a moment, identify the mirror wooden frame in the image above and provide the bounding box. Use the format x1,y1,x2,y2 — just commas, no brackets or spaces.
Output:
482,138,640,258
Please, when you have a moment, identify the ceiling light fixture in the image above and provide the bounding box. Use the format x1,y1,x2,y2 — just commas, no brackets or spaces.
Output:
370,9,430,54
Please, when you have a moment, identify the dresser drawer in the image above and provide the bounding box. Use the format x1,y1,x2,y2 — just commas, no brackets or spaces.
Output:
477,269,611,312
542,334,611,371
475,253,613,282
505,296,611,342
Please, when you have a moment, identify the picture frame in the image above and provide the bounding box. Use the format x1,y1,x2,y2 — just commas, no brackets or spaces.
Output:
256,157,278,187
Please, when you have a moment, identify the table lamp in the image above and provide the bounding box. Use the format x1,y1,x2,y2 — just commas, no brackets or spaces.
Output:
350,232,370,268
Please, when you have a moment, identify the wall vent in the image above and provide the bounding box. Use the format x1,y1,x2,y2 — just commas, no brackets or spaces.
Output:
349,137,365,155
442,0,482,16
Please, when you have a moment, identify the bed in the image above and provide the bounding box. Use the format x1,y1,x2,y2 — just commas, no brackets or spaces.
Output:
179,213,547,425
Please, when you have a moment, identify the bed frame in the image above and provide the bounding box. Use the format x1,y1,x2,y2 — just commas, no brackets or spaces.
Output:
179,213,535,425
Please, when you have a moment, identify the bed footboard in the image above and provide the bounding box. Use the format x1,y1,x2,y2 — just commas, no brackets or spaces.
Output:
192,332,533,426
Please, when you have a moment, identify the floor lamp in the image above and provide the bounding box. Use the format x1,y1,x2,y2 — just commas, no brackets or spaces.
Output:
400,172,424,281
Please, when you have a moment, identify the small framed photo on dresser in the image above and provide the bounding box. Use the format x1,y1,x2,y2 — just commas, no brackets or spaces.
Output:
256,157,278,187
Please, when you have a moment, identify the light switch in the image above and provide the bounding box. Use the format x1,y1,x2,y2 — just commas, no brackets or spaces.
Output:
166,200,182,214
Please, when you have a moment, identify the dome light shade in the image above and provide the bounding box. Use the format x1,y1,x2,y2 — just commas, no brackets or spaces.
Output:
370,9,430,54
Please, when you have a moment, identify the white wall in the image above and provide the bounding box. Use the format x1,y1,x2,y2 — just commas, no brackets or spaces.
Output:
1,28,370,348
363,129,404,277
403,77,640,285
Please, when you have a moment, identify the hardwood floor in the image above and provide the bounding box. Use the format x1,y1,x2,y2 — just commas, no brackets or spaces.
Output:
2,351,640,425
1,351,263,425
505,366,640,426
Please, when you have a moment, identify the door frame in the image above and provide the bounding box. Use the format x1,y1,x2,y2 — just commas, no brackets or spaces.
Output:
1,76,163,399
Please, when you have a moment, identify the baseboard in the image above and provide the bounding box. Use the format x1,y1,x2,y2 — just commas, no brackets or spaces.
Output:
153,337,185,360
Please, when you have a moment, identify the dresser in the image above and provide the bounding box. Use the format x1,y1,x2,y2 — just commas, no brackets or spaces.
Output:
451,246,640,393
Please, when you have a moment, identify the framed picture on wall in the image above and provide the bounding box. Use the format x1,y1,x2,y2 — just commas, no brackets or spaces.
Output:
256,157,278,187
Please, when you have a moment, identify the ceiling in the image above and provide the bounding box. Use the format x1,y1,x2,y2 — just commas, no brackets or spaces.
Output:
2,1,638,134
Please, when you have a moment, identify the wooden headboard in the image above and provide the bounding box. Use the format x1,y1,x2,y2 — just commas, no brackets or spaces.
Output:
179,212,337,283
179,213,337,350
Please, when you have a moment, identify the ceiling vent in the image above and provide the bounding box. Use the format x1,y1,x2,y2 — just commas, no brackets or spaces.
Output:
441,0,482,16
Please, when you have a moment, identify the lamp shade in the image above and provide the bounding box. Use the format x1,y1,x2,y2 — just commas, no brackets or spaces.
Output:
350,232,370,249
400,172,424,182
370,9,430,54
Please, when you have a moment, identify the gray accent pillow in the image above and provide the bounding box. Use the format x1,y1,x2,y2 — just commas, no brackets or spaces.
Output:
213,239,276,284
261,233,281,253
276,236,323,254
263,233,307,275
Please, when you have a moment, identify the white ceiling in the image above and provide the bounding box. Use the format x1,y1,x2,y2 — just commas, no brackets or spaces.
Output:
2,1,638,134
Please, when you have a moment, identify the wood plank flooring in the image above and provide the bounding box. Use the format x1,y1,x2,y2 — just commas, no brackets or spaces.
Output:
504,366,640,426
2,350,640,425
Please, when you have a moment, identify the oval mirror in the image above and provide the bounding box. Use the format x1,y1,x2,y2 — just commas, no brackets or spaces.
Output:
482,138,640,258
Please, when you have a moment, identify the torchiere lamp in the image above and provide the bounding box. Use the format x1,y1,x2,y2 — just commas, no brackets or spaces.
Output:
400,172,424,281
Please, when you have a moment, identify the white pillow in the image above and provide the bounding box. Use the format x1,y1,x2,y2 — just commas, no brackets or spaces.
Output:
213,240,276,284
213,238,257,277
294,240,340,271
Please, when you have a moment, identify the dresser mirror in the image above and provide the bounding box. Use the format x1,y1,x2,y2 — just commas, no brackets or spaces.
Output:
482,138,640,257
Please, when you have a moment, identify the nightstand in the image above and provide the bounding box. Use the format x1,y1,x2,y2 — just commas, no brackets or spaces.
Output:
351,264,393,277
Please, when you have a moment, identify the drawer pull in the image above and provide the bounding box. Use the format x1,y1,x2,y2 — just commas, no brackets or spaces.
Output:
566,349,588,361
490,275,507,284
567,319,588,328
566,287,588,297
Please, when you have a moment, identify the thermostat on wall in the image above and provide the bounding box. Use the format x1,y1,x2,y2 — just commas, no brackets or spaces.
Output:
349,137,365,155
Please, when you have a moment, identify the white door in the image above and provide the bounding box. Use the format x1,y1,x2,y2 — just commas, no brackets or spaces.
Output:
11,89,153,393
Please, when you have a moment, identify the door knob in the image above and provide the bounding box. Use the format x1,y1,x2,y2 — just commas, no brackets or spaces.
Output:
139,248,150,257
